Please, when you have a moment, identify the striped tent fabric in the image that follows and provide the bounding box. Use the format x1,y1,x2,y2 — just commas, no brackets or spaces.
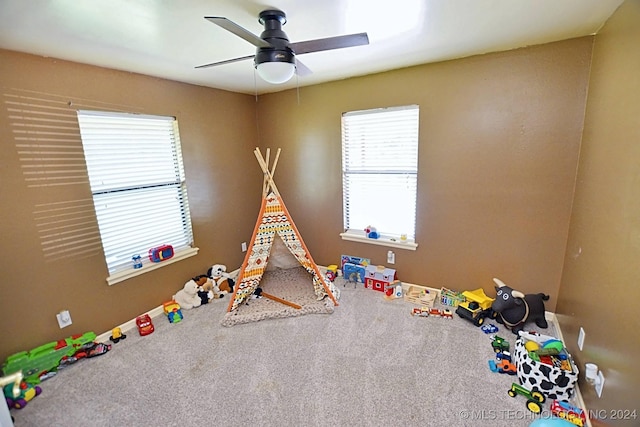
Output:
227,192,338,312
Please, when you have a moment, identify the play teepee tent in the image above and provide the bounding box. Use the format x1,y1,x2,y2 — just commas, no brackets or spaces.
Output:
225,148,340,319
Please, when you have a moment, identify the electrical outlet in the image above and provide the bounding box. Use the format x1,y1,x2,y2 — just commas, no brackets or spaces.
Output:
578,327,585,351
241,241,247,252
56,310,72,328
596,371,605,397
387,250,395,264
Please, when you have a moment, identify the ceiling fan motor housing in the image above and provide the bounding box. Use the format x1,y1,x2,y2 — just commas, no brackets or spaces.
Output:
255,9,294,67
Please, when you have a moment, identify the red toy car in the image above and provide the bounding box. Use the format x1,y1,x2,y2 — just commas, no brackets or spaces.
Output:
136,314,155,336
148,244,174,262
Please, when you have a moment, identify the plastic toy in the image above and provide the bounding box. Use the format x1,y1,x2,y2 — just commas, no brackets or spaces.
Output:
136,314,155,336
529,419,577,427
455,288,495,326
411,307,430,317
411,307,453,319
325,265,338,282
110,327,127,343
491,335,510,353
488,360,498,372
508,382,546,413
495,351,512,361
163,301,184,323
148,244,174,262
87,342,111,358
383,281,403,299
497,359,517,375
364,225,379,239
3,381,42,409
481,324,498,334
550,400,587,426
492,278,550,334
364,265,397,292
2,331,97,384
440,287,465,307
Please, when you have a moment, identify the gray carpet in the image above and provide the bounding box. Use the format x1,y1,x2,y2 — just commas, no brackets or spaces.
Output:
12,279,562,427
221,267,335,326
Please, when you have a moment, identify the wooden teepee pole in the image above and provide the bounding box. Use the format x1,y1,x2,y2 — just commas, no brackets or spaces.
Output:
255,147,281,197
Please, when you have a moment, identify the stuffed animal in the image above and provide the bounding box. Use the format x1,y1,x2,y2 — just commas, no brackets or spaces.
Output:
173,280,202,309
207,264,235,294
491,278,550,335
193,274,223,304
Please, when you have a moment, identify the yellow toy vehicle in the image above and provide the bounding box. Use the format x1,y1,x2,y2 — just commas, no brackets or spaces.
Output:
455,288,495,326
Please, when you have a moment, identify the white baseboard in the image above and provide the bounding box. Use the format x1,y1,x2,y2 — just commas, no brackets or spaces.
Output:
95,268,241,343
95,305,165,343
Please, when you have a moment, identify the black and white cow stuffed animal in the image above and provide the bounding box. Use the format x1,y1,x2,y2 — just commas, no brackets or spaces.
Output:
491,278,550,335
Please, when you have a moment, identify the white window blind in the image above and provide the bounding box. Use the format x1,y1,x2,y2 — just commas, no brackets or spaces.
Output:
342,105,419,242
77,111,194,275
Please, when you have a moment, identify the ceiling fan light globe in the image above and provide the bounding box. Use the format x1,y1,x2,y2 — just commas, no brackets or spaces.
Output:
256,61,295,84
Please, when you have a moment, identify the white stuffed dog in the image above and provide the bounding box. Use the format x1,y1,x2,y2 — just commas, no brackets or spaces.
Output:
173,279,202,309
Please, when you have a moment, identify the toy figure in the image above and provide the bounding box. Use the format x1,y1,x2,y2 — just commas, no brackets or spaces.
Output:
491,278,549,335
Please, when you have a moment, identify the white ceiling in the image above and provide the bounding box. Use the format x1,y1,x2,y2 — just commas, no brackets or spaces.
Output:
0,0,624,95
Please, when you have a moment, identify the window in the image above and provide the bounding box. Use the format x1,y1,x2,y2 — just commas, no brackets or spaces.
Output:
341,105,419,249
77,111,196,284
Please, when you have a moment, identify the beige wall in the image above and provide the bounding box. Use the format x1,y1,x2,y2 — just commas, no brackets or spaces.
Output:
557,0,640,423
257,37,592,311
0,49,260,360
1,37,593,361
5,19,636,415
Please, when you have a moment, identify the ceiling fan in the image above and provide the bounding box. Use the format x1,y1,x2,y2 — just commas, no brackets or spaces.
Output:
196,9,369,84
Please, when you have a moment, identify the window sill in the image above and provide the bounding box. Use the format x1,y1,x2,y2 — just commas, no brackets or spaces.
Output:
339,233,418,251
107,247,200,286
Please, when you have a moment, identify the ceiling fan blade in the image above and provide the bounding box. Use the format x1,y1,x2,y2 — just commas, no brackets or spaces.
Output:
289,32,369,55
205,16,272,48
195,54,255,69
294,58,312,77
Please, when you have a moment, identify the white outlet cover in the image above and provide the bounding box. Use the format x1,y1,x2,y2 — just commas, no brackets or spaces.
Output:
57,310,72,328
596,371,605,397
578,327,585,351
387,251,395,264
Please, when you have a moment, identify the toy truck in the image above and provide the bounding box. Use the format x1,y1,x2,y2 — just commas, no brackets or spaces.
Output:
455,288,495,326
508,382,546,413
491,335,510,353
550,400,586,426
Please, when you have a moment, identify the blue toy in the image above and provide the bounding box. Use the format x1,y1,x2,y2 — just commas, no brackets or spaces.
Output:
481,324,498,334
529,418,575,427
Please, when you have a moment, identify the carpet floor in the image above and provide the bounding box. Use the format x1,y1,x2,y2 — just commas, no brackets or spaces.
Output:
11,277,569,427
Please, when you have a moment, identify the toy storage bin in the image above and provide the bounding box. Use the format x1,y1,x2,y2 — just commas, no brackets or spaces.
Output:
513,338,579,400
